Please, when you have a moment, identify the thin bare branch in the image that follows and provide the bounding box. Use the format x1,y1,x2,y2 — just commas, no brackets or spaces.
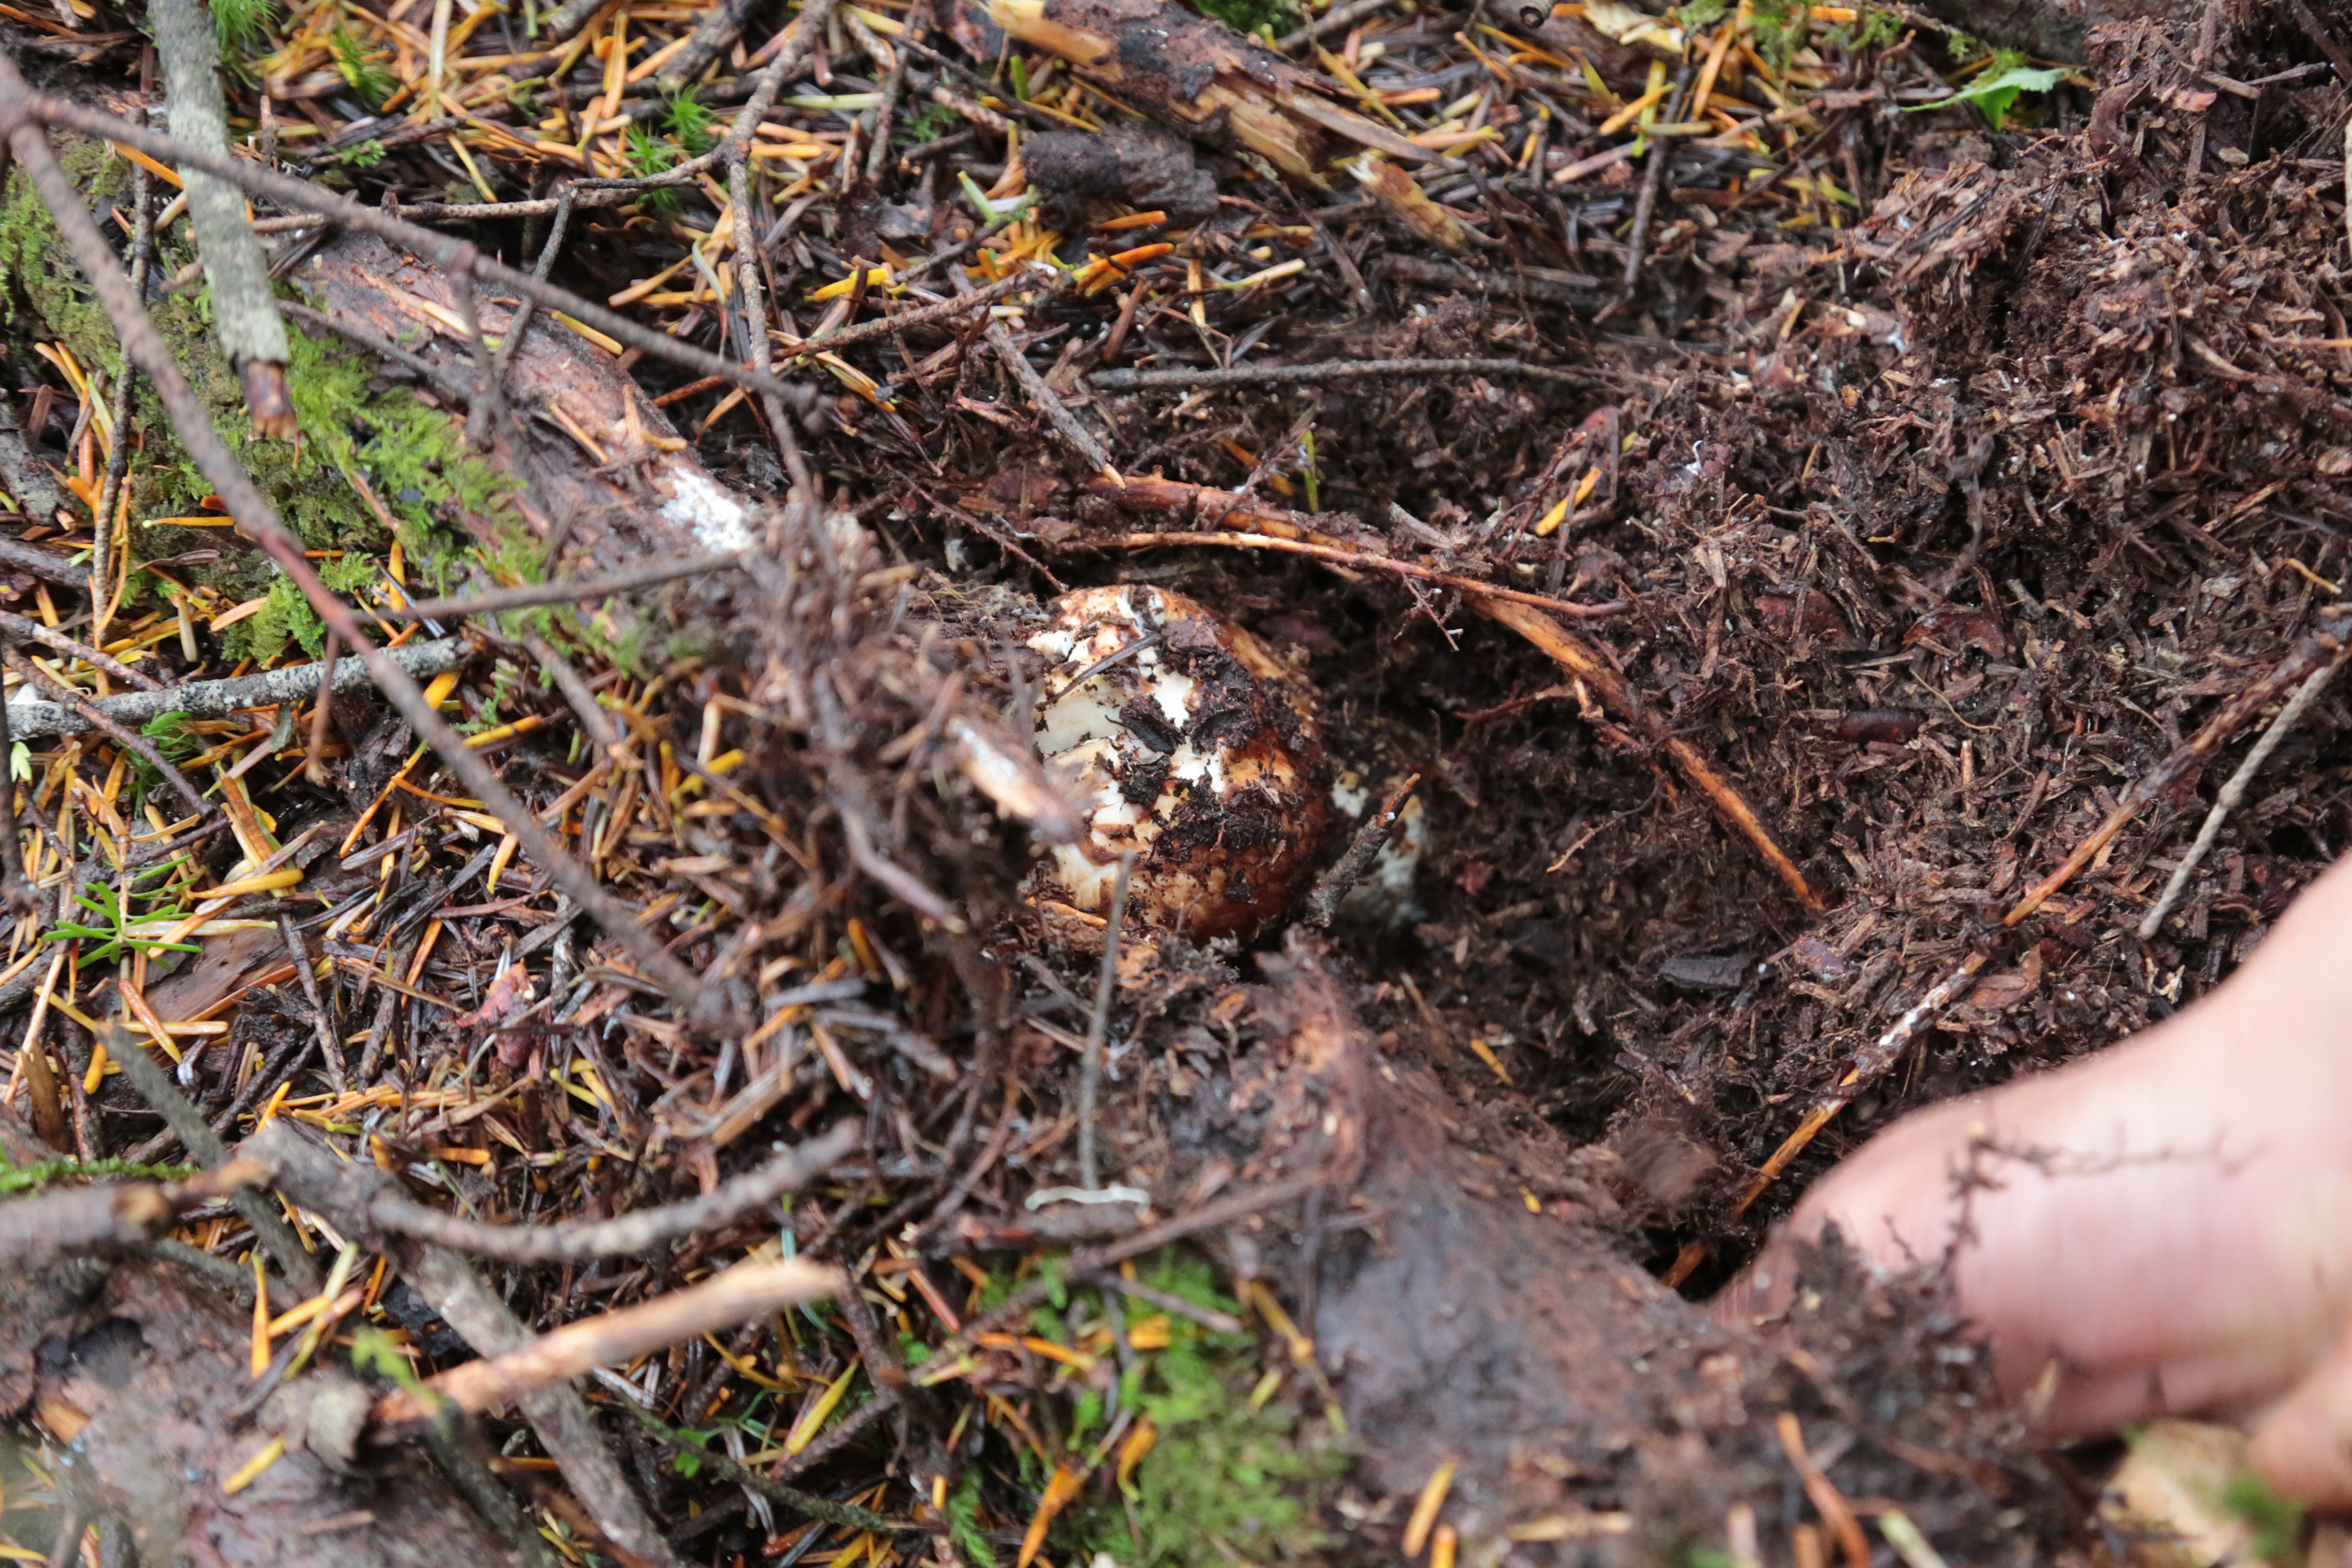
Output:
250,1119,858,1261
380,551,745,622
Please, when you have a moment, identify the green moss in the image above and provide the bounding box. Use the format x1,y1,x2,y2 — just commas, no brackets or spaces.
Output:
1190,0,1299,41
1,139,531,634
1064,1254,1347,1568
947,1469,996,1568
1749,0,1805,71
2221,1473,2304,1563
1855,6,1903,47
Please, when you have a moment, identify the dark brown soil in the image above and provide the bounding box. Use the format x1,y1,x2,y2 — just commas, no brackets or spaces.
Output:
5,0,2351,1560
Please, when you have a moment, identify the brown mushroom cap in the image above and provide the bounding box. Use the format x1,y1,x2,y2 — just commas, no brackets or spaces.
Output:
1026,584,1329,944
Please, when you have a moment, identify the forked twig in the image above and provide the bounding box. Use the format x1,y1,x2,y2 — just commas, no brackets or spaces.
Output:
2139,639,2351,936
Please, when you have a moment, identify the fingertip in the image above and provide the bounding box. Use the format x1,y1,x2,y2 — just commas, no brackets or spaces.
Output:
2250,1355,2352,1512
1707,1232,1797,1329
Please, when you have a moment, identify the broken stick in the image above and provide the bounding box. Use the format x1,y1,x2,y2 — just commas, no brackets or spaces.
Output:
372,1259,842,1425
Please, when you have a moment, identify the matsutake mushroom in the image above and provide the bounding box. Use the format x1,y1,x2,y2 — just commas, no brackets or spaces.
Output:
1026,584,1329,945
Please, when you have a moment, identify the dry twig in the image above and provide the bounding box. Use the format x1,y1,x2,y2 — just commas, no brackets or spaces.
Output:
252,1119,858,1260
373,1259,842,1424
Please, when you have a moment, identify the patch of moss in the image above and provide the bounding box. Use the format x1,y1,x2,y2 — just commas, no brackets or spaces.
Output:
1190,0,1299,41
1748,0,1805,71
1,139,527,636
1064,1254,1347,1568
2221,1472,2304,1564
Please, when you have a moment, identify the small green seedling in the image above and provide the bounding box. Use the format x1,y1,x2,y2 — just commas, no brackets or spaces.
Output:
330,24,397,110
1907,51,2062,129
46,863,200,965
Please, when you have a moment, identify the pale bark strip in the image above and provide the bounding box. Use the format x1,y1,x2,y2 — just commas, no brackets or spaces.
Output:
4,636,463,738
149,0,293,417
373,1260,843,1424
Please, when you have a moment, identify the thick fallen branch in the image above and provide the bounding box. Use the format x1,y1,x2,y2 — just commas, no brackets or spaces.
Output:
404,1244,685,1568
106,1027,323,1292
4,637,461,738
0,1158,263,1267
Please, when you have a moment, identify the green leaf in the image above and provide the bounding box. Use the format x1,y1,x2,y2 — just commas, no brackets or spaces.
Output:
1905,57,2063,129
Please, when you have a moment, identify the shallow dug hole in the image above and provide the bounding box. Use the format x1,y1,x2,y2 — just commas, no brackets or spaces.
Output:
956,3,2352,1561
5,0,2351,1558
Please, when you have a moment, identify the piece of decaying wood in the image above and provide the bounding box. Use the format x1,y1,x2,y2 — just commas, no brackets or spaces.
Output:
967,0,1469,248
372,1260,843,1426
148,0,293,435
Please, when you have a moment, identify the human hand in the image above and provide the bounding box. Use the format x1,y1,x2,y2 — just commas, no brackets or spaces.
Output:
1720,855,2352,1505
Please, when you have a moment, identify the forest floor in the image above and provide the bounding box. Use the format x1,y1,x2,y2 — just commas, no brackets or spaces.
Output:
0,0,2348,1561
